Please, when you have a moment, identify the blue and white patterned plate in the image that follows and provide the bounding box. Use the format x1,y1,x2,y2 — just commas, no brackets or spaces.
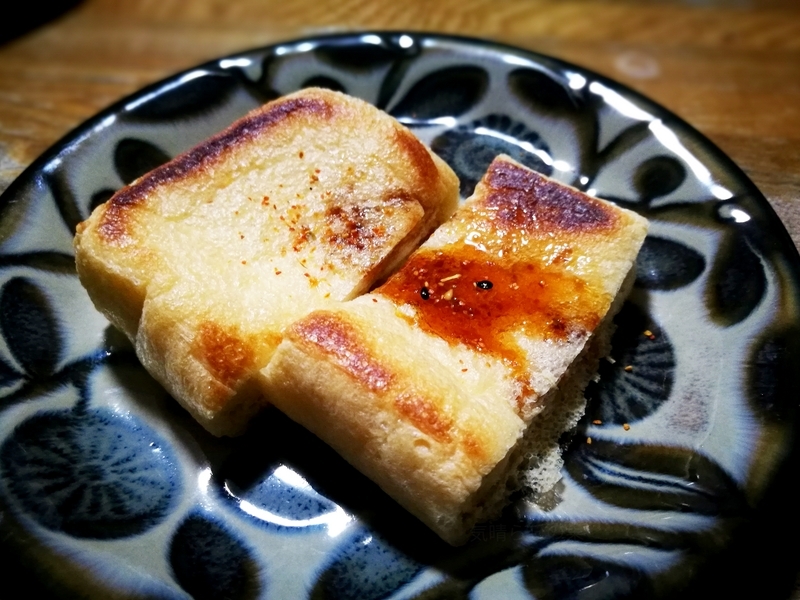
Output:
1,33,798,599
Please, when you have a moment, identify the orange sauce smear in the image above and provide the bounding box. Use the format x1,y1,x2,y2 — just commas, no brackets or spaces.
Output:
377,242,609,371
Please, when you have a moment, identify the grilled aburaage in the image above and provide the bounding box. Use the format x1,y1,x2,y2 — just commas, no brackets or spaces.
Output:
262,155,648,544
74,89,647,545
74,88,459,437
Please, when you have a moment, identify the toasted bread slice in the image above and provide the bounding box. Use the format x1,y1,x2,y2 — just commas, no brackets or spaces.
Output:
260,155,648,544
74,88,459,436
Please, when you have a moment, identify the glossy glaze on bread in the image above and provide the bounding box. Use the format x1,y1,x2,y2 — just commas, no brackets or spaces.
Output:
74,88,459,436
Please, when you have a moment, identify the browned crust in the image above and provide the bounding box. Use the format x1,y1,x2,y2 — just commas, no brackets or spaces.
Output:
193,322,257,398
392,127,441,200
394,394,454,443
288,311,490,464
289,312,394,393
98,95,335,243
482,159,620,234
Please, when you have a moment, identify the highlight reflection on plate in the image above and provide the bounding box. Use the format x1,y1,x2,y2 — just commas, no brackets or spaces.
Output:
0,32,798,599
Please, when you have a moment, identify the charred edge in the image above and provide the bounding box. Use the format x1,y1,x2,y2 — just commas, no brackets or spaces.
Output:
291,312,393,393
483,159,619,233
98,96,333,242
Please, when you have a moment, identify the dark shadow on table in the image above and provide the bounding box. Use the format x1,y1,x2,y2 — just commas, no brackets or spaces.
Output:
0,1,83,46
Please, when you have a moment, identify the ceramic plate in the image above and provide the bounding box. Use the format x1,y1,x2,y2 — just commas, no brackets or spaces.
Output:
1,33,798,599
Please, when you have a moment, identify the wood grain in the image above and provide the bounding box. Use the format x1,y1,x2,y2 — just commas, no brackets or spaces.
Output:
2,0,798,247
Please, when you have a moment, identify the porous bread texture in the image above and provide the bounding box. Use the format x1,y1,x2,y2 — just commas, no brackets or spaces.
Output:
486,266,635,516
74,88,459,437
260,155,649,545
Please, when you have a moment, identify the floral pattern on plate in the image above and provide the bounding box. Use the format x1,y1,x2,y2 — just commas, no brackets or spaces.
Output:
0,32,798,599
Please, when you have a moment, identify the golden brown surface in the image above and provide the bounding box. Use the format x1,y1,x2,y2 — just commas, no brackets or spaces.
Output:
1,0,798,591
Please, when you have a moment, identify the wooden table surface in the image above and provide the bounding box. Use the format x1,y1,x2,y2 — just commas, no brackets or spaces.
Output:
1,0,798,596
2,0,799,250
